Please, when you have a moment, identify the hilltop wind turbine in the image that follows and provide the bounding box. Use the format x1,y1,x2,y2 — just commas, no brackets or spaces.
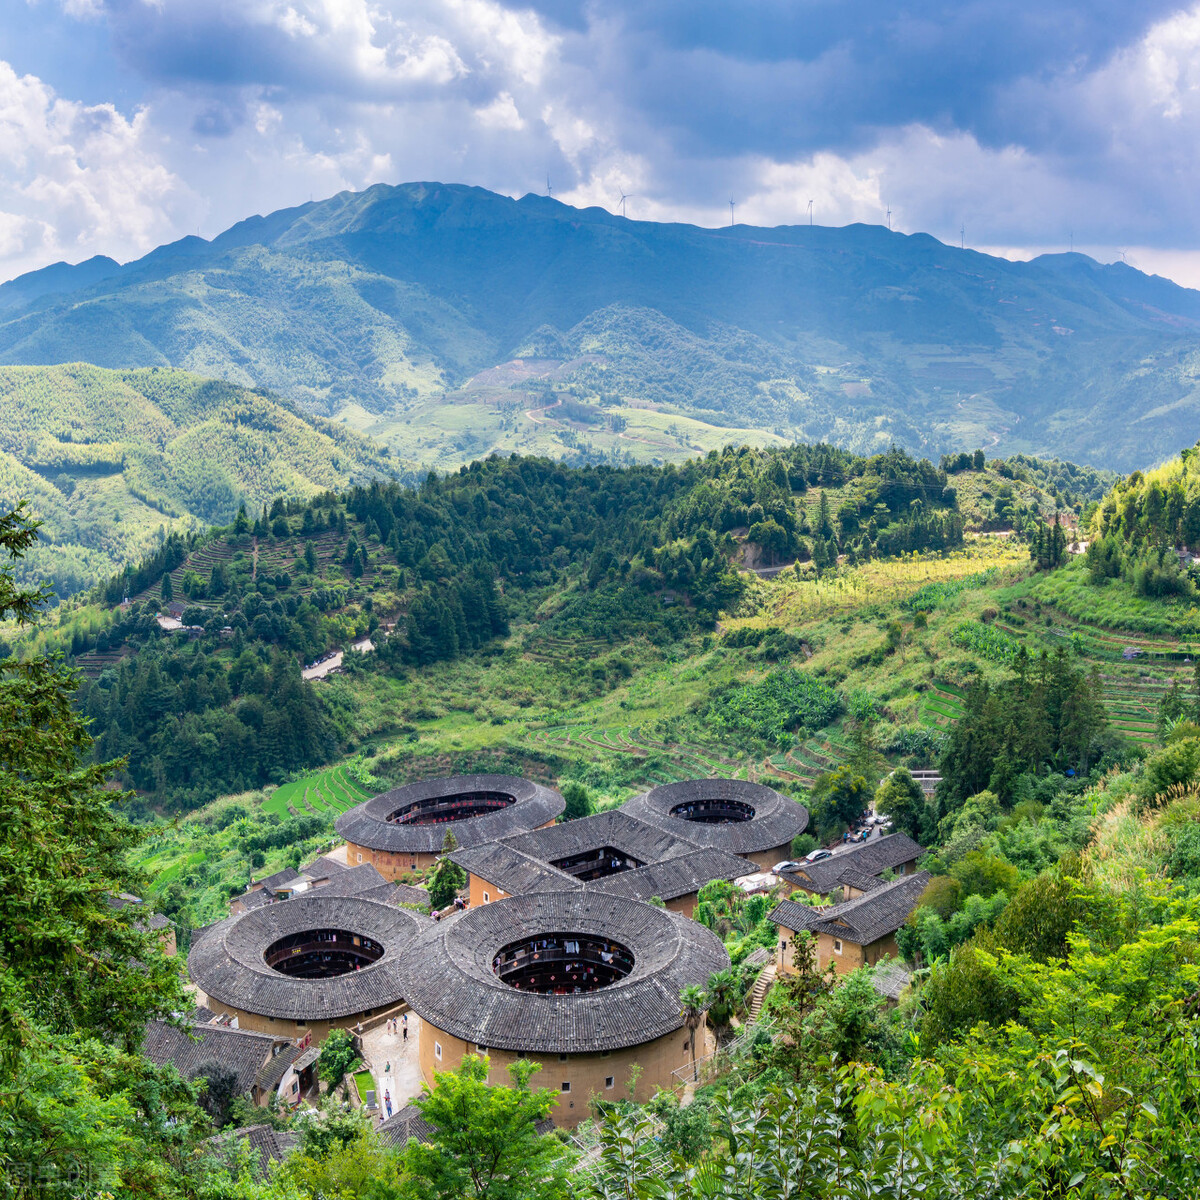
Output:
618,189,633,218
729,198,736,226
960,222,965,250
886,205,892,232
546,175,553,198
807,199,814,226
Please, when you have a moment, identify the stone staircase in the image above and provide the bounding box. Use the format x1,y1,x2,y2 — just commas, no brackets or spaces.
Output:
746,964,777,1023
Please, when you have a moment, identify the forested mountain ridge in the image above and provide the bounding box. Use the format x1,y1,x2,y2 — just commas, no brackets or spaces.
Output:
15,440,1102,815
0,363,396,595
3,182,1200,470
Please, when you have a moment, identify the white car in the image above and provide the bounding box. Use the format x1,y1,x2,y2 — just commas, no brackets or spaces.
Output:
803,848,833,864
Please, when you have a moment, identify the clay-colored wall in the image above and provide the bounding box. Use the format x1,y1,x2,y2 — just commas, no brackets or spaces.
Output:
468,873,511,907
346,842,438,879
348,817,558,882
665,893,698,919
419,1020,702,1128
775,925,900,977
196,992,406,1044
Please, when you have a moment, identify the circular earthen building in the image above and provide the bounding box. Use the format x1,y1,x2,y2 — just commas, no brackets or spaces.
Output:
335,774,565,879
397,891,728,1126
188,893,425,1041
621,779,809,871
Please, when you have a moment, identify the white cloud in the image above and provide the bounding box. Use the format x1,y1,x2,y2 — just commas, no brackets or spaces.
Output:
0,60,195,277
474,90,524,131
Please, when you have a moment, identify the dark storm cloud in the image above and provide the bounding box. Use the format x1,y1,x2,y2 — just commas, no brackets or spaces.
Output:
536,0,1185,154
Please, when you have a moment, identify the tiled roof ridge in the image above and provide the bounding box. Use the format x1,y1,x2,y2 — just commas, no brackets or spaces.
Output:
335,774,566,854
397,891,728,1054
620,779,809,855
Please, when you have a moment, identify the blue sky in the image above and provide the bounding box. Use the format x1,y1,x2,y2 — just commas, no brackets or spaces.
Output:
4,0,1200,284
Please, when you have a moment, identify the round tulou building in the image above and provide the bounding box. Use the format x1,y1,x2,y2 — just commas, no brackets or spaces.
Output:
188,893,425,1041
335,774,565,879
398,891,729,1126
621,778,810,871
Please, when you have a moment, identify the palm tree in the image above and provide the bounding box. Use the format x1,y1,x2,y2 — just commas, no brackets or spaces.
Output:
705,969,739,1034
679,984,707,1082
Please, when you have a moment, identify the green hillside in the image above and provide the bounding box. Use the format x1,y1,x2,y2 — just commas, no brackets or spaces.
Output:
4,183,1200,469
0,363,396,594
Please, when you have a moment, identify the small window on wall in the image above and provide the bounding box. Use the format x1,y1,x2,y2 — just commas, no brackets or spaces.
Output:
435,1042,443,1060
605,1076,615,1090
296,1020,306,1028
561,1082,571,1093
834,939,843,954
558,1054,568,1063
477,1045,488,1054
357,853,363,863
483,892,490,903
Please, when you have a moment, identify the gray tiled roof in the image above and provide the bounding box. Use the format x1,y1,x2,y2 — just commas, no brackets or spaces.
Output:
188,894,426,1020
210,1125,300,1180
398,891,728,1055
306,863,389,898
108,892,173,931
255,867,301,893
304,853,348,878
621,779,809,856
780,833,925,894
255,1043,304,1092
769,872,930,947
388,882,432,907
335,775,565,854
504,809,704,865
832,867,887,895
142,1020,284,1096
452,810,755,903
449,841,579,896
236,888,274,912
592,848,754,903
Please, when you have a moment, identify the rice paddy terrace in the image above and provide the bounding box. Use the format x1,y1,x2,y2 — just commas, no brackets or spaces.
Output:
922,603,1196,746
265,763,373,819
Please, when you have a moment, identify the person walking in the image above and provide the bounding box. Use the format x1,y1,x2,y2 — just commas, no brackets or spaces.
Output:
384,1090,392,1118
402,1013,408,1046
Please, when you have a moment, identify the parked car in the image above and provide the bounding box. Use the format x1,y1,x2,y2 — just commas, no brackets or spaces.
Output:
772,860,800,874
803,848,833,864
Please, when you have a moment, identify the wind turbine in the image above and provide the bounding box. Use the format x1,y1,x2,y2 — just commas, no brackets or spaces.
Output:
618,189,633,219
546,175,553,198
960,222,965,250
886,205,892,232
729,198,736,226
807,199,814,226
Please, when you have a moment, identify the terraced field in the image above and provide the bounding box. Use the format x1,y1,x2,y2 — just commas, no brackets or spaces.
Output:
133,526,390,608
264,763,373,818
923,604,1189,745
921,682,967,728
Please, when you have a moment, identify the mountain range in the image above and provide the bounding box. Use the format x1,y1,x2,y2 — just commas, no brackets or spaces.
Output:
4,182,1200,471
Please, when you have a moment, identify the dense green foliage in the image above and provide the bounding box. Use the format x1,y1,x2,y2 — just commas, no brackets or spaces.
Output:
0,504,205,1197
0,364,394,595
42,440,981,810
402,1057,572,1199
939,649,1111,805
709,669,842,745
